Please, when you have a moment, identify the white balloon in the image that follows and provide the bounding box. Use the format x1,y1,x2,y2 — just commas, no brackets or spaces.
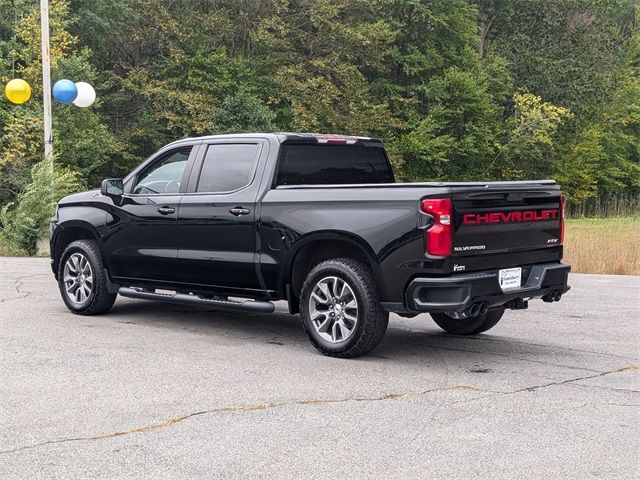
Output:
73,82,96,108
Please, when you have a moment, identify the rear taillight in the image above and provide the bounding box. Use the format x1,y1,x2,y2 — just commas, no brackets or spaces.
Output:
421,198,453,256
559,194,565,244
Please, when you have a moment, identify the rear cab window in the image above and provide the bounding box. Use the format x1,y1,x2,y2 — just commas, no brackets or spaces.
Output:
276,144,394,186
196,143,259,193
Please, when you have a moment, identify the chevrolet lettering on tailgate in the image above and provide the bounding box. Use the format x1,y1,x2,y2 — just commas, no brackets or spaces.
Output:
463,209,559,225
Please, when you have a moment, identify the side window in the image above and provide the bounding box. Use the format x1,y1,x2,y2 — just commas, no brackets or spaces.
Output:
133,147,192,195
196,144,258,193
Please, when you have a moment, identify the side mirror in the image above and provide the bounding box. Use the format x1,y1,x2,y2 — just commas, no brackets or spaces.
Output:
101,178,124,197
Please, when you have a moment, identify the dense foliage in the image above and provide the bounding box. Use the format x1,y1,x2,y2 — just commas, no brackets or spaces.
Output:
0,157,81,253
1,0,639,250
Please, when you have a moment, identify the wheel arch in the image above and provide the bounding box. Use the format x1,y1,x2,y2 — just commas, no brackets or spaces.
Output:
52,221,102,279
284,231,386,313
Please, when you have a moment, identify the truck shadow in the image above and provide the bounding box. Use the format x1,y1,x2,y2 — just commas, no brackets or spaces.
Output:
105,299,586,365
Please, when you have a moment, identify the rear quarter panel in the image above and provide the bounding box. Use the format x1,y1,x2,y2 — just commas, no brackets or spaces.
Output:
258,186,450,302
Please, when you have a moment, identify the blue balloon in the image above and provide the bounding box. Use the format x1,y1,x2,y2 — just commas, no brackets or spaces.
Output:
52,79,78,104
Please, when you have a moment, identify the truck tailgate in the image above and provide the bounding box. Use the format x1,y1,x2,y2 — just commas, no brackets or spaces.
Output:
451,185,563,256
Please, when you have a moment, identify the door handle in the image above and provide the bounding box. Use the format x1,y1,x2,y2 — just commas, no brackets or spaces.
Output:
229,207,250,216
157,206,175,215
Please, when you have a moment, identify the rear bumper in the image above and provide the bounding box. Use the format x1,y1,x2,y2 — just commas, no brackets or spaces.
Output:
386,262,570,313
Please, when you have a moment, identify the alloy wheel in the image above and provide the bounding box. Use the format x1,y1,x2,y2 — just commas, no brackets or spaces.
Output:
63,253,94,305
308,276,359,343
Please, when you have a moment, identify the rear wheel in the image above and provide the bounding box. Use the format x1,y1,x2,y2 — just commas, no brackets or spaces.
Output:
431,308,505,335
300,258,388,358
57,239,117,315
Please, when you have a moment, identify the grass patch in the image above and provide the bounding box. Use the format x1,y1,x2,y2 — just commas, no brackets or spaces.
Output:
564,217,640,275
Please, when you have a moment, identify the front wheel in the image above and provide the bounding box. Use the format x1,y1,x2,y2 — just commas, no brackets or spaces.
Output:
57,239,117,315
430,308,505,335
300,258,388,358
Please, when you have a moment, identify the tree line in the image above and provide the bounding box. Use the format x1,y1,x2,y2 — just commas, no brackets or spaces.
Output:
1,0,639,251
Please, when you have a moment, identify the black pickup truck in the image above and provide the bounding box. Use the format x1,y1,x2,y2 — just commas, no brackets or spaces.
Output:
50,133,570,357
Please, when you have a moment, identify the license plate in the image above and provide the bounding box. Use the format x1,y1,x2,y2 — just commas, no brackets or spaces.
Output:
498,267,522,291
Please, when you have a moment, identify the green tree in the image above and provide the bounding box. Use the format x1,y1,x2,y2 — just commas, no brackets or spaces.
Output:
400,67,500,181
0,157,82,254
262,0,398,135
495,93,573,180
214,92,276,133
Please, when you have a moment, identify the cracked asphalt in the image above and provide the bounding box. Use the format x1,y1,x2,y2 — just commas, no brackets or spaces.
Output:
1,257,639,479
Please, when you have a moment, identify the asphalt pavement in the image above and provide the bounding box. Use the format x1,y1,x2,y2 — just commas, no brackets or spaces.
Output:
1,257,638,479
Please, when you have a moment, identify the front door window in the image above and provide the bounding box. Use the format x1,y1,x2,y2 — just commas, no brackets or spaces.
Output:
133,148,191,194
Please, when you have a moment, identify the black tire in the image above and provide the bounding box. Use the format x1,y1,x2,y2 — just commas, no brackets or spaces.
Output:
300,258,389,358
57,239,117,315
430,308,505,335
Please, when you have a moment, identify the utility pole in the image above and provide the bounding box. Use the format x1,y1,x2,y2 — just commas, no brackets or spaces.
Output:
40,0,53,163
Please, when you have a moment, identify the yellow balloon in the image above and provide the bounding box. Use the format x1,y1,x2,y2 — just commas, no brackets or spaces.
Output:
5,78,32,105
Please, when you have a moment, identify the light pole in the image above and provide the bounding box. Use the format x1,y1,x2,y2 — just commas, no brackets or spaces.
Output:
40,0,53,163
